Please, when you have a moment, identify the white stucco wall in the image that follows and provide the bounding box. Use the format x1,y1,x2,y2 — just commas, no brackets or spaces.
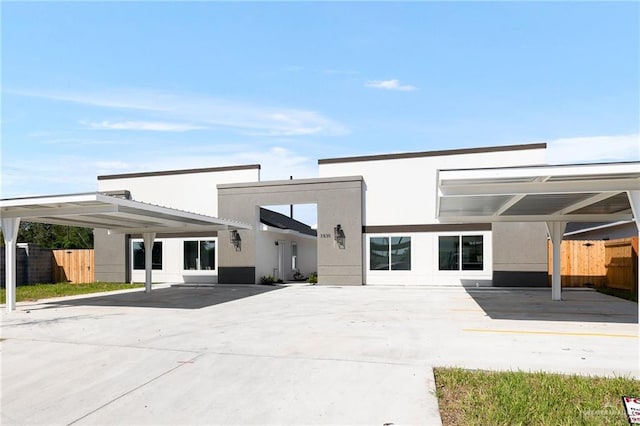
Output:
365,231,493,286
98,167,260,216
319,148,546,226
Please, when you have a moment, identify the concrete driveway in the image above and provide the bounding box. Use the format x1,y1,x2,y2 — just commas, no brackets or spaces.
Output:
1,285,638,425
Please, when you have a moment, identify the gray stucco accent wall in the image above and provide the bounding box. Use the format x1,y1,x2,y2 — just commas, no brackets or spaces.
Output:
492,222,549,287
94,229,129,283
218,176,364,285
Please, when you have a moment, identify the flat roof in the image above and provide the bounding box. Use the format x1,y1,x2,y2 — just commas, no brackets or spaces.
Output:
318,142,546,165
0,192,252,234
98,164,260,181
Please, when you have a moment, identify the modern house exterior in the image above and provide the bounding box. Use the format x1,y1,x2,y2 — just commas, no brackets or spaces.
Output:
94,142,554,287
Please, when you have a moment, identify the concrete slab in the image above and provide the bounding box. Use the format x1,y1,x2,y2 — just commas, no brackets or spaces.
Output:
1,285,638,425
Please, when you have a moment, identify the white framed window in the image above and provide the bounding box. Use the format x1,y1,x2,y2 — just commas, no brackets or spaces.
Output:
369,236,411,271
438,235,484,271
183,240,216,271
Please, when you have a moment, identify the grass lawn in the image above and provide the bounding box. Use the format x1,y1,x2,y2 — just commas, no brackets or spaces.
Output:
434,368,640,426
0,282,144,303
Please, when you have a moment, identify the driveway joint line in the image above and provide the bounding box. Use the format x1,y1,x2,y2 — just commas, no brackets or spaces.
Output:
66,352,205,426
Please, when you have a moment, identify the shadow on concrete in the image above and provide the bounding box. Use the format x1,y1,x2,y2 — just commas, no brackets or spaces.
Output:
464,287,638,324
45,284,284,310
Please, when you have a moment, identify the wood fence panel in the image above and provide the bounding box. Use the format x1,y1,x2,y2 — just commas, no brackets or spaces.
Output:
605,238,637,291
52,249,94,283
548,240,606,287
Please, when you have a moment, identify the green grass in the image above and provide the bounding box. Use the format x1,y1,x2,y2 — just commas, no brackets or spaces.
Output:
434,368,639,426
597,286,638,302
1,282,144,303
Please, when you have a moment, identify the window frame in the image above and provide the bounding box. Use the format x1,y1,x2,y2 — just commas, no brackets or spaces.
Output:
182,239,217,272
369,235,412,271
438,234,485,272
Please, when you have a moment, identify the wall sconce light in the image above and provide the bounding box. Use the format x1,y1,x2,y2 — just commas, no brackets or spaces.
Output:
230,229,242,251
334,224,345,249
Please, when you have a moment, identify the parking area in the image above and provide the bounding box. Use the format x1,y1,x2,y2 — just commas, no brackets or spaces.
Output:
1,285,638,425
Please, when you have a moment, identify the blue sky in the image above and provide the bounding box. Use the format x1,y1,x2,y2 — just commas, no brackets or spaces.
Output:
2,1,639,200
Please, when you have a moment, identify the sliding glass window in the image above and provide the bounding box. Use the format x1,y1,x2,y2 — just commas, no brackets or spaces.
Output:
184,240,216,270
370,237,411,271
438,235,483,271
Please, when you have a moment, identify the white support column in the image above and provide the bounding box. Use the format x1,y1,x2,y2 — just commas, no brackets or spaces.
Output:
142,232,156,294
546,221,567,301
2,217,21,313
627,191,639,368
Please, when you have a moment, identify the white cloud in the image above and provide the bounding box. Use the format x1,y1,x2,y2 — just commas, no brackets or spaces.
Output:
14,88,348,137
82,120,206,132
365,79,418,91
546,134,640,164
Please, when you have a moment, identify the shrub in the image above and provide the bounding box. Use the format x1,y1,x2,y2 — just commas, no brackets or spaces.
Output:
260,275,276,285
307,272,317,284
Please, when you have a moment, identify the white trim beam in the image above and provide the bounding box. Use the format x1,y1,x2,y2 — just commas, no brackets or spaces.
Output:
107,225,229,235
0,205,118,219
437,213,633,223
439,162,640,181
440,178,640,196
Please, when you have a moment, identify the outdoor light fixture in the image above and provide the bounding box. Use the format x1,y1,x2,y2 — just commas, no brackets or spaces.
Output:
230,230,242,251
334,224,345,249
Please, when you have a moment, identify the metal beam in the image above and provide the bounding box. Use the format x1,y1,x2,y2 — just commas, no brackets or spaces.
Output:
437,213,633,223
0,204,118,219
440,178,640,196
546,221,567,302
143,232,156,294
551,191,621,215
494,176,551,217
1,217,21,312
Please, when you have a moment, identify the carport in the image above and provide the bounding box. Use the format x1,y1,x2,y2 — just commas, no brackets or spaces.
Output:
0,192,251,313
437,161,640,302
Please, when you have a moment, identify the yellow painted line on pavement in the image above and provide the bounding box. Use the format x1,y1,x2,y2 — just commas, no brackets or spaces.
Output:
463,328,638,339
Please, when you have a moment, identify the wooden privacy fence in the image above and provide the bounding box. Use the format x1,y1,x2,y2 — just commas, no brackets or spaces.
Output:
548,237,638,291
604,238,638,291
52,249,94,283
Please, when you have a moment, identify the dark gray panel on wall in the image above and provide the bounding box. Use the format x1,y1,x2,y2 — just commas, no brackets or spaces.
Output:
218,267,256,284
493,271,548,287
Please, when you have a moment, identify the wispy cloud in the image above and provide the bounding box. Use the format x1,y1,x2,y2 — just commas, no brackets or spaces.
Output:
365,79,418,91
14,88,348,136
82,120,207,132
546,134,640,164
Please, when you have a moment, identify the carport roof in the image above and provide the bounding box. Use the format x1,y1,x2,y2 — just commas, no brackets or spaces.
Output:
0,192,252,234
437,161,640,223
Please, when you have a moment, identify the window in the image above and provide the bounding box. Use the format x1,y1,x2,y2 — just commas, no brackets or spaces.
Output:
370,236,411,271
439,235,483,271
291,242,298,270
132,241,163,270
183,240,215,270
